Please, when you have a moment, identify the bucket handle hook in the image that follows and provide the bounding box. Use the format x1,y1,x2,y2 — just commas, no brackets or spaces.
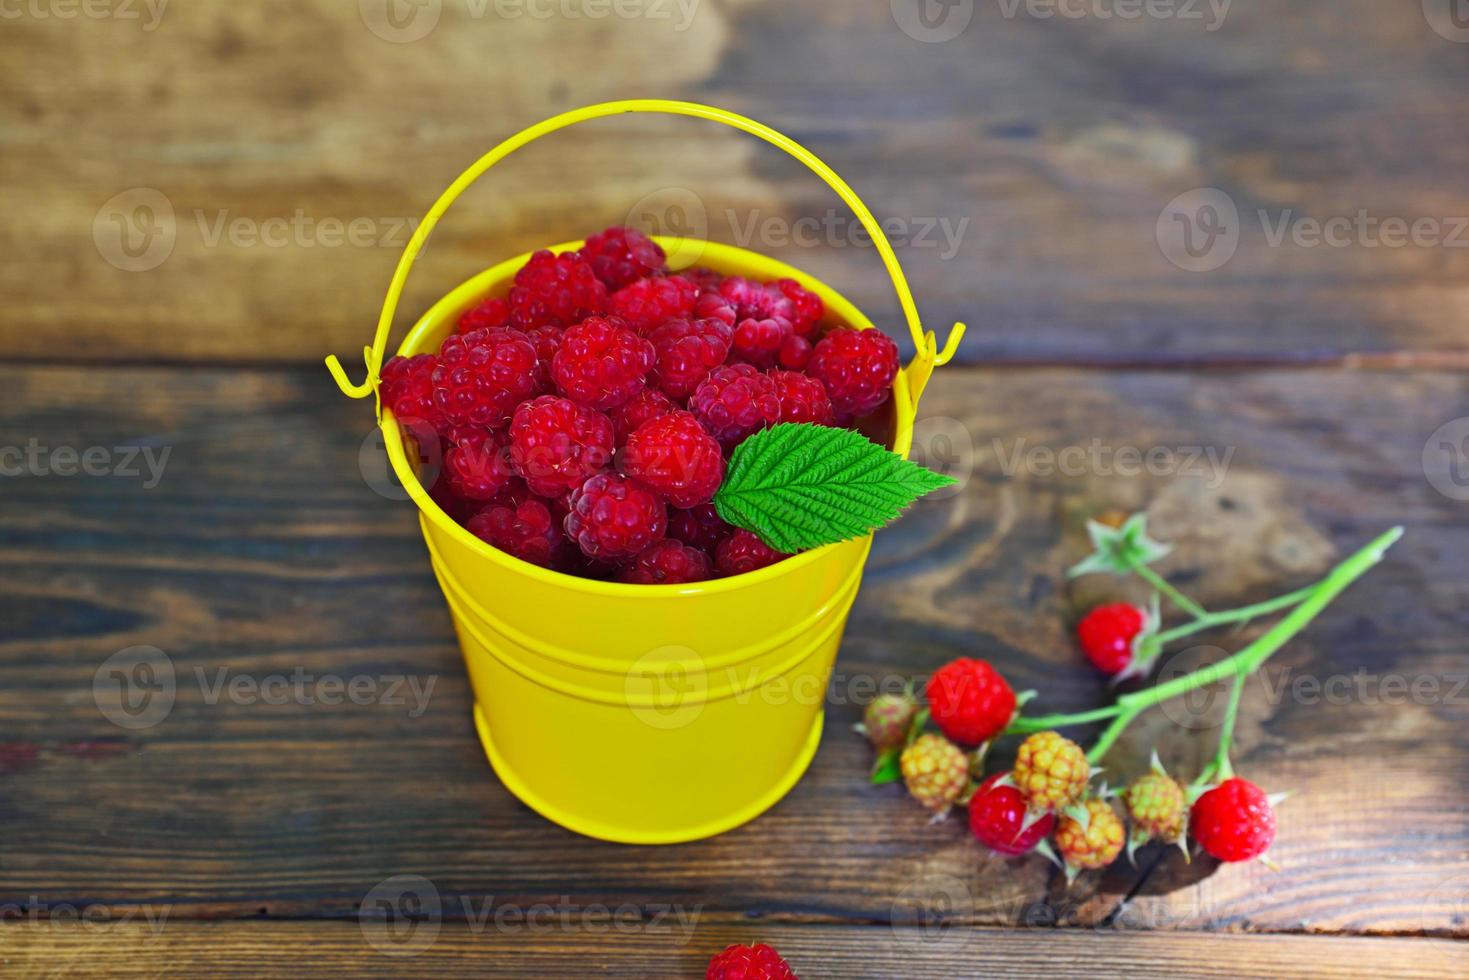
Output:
326,99,964,414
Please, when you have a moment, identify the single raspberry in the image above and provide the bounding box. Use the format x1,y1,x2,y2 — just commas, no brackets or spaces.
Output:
1013,731,1091,813
380,354,445,430
777,333,813,371
1190,777,1277,863
1056,799,1126,875
466,498,567,569
668,503,734,554
968,772,1056,856
611,388,678,445
1077,603,1148,675
776,278,824,336
648,317,733,399
769,370,834,426
860,691,919,751
608,274,699,333
924,658,1016,747
457,296,510,333
807,327,900,419
521,323,564,365
705,943,796,980
715,529,788,577
431,329,541,430
618,539,712,585
444,429,514,501
577,226,665,290
552,316,655,411
565,472,666,560
508,250,608,330
1124,769,1187,848
509,396,615,497
691,364,781,446
692,289,736,327
683,267,725,295
718,276,795,328
622,411,725,508
900,733,969,815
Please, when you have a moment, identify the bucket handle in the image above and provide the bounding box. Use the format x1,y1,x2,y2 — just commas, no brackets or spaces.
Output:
326,99,965,416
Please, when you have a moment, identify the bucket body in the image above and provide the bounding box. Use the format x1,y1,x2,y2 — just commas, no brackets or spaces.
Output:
384,239,917,843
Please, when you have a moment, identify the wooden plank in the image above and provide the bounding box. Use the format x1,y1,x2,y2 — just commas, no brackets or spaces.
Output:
2,922,1466,979
3,1,1468,365
0,364,1466,937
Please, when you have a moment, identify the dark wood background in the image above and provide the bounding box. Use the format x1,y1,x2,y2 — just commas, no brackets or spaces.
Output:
2,1,1467,976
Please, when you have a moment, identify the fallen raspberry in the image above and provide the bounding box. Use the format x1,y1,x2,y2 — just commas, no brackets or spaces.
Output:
551,315,655,411
969,772,1055,856
1077,603,1148,676
705,943,797,980
578,226,665,290
608,274,699,333
618,539,712,585
565,472,667,560
691,364,781,446
648,317,733,399
508,250,608,330
900,732,968,815
621,411,725,508
715,529,788,577
509,395,615,497
807,327,899,418
1190,777,1278,863
432,328,541,431
924,657,1016,747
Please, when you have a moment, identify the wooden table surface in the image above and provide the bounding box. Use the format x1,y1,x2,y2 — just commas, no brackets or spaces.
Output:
2,2,1467,977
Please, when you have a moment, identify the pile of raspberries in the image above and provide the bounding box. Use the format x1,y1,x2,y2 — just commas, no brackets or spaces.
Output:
379,226,900,585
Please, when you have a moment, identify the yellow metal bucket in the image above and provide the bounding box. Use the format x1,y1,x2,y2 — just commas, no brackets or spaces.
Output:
327,100,963,844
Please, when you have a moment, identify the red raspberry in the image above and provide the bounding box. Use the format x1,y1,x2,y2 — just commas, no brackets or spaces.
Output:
718,276,794,326
380,354,445,430
565,472,666,560
731,315,793,369
578,226,665,290
692,289,736,327
691,364,781,446
769,370,834,426
608,274,699,333
777,333,813,371
924,657,1016,747
622,411,725,508
968,772,1056,856
427,474,475,524
683,266,725,294
706,943,796,980
508,250,608,330
521,323,564,365
466,498,567,569
431,329,541,430
457,296,509,333
509,396,615,497
1190,777,1278,863
618,539,712,585
551,316,655,411
776,278,824,336
715,529,788,577
1077,603,1148,675
808,327,899,419
610,388,677,445
648,317,733,399
667,503,734,554
444,429,514,501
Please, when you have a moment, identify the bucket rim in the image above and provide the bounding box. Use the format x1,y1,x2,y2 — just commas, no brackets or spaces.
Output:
382,237,917,598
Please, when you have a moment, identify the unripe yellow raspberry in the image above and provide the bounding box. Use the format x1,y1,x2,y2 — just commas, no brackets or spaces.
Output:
1124,771,1187,844
1056,799,1125,873
899,734,968,814
1012,731,1090,813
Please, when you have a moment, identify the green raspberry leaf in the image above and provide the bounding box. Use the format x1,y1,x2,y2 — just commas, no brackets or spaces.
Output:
713,424,956,554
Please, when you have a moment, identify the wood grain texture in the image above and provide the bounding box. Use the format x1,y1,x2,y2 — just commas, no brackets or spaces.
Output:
3,0,1468,365
1,363,1465,942
1,922,1465,979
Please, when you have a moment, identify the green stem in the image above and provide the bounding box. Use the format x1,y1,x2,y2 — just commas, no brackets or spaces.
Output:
1135,564,1208,619
1153,585,1317,645
1003,527,1403,757
1212,673,1245,780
